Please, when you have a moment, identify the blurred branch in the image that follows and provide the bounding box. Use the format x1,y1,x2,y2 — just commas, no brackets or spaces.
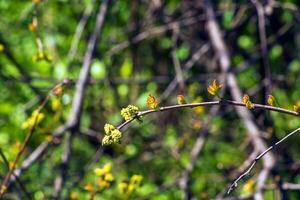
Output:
171,27,185,93
179,75,227,200
107,14,206,56
66,0,95,67
179,106,220,200
252,0,271,104
0,34,43,98
0,149,31,200
8,141,50,185
160,43,210,101
52,0,110,198
0,79,71,198
265,182,300,190
203,1,276,198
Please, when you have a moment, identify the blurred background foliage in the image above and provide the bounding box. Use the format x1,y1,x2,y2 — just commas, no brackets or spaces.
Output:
0,0,300,199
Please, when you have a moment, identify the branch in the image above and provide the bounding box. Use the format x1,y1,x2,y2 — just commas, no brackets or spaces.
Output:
160,43,209,101
8,141,50,185
0,149,31,199
227,127,300,194
0,34,43,98
107,15,206,56
0,79,70,198
252,0,271,103
66,0,95,67
204,1,276,198
117,100,299,130
52,0,110,198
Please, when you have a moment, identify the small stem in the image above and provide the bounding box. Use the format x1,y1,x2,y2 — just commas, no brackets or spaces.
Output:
0,80,69,198
227,127,300,194
117,100,299,130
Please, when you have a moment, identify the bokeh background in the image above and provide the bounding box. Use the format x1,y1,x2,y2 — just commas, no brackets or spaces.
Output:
1,0,300,199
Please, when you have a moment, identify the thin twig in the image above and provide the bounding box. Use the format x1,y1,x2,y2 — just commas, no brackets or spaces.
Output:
66,0,95,67
160,43,210,101
0,149,32,200
107,15,205,56
0,34,43,98
0,79,70,198
171,27,185,92
52,0,110,198
204,1,275,198
227,127,300,194
252,0,271,103
117,100,299,130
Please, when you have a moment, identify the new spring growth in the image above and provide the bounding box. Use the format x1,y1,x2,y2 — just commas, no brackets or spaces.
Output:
0,185,7,195
118,175,143,197
52,85,64,96
293,100,300,113
94,163,114,191
32,51,52,63
70,191,79,200
207,80,223,97
21,110,44,129
102,124,122,145
147,94,159,110
28,17,38,32
242,179,255,194
177,95,187,105
267,95,276,106
32,0,41,5
0,43,4,53
243,94,254,109
121,105,139,121
84,183,94,192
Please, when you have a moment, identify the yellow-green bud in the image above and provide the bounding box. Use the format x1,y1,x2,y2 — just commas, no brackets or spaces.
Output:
102,127,122,145
121,105,139,121
111,129,122,143
104,123,115,135
130,175,143,186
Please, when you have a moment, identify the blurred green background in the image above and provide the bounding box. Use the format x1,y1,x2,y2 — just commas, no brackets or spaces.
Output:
1,0,300,199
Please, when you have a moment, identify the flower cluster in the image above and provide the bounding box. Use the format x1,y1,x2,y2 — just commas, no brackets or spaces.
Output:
267,95,276,106
243,94,254,109
69,191,79,200
52,84,64,96
177,95,187,105
21,110,44,130
94,163,114,191
84,183,94,193
121,105,139,121
32,51,52,63
83,163,114,198
28,18,38,32
102,124,122,145
0,185,7,195
0,43,4,53
147,94,159,110
242,179,255,195
32,0,41,5
294,100,300,113
207,80,223,97
118,175,143,198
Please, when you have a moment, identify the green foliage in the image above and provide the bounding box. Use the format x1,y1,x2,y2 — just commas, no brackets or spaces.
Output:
0,0,300,199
